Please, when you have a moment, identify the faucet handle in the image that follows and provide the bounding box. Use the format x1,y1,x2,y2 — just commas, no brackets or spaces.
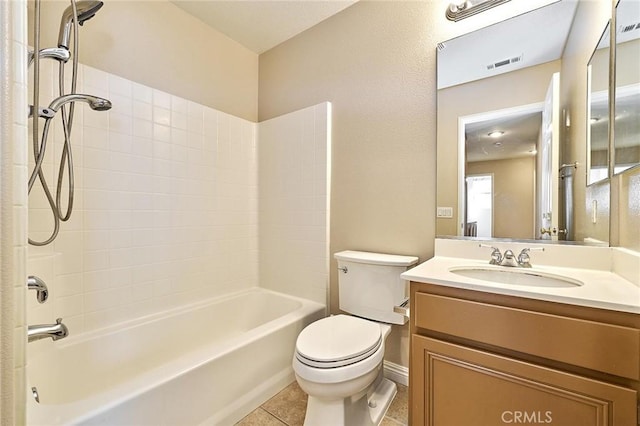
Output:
517,247,544,268
479,244,502,265
27,275,49,304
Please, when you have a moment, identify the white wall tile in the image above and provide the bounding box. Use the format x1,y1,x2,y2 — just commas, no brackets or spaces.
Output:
132,83,152,104
153,123,171,143
152,90,171,110
28,65,260,334
109,74,132,98
83,66,108,92
153,106,171,126
133,101,152,121
258,103,330,305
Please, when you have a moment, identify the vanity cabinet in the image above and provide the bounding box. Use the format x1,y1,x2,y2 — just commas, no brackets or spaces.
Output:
409,282,640,426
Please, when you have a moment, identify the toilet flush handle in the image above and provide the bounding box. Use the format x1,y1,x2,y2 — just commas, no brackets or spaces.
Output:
337,266,348,273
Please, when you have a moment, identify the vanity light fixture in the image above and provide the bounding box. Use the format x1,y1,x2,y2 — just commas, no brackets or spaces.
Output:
446,0,512,22
488,130,504,138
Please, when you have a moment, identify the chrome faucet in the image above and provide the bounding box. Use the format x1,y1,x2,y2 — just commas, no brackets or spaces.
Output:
27,275,49,304
28,318,69,343
516,247,544,268
500,250,519,267
479,244,502,265
479,245,544,268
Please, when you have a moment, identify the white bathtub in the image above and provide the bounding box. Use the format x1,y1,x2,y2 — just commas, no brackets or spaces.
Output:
27,288,325,425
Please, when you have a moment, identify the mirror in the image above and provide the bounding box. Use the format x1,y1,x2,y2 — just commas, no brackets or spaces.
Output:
614,0,640,175
436,0,611,244
462,107,543,239
587,22,611,185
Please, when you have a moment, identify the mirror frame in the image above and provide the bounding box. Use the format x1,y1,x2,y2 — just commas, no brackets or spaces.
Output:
586,20,612,187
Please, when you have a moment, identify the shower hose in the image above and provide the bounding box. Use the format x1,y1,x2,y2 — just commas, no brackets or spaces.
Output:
28,0,80,246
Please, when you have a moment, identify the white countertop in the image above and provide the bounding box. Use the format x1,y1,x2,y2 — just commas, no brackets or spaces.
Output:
402,239,640,314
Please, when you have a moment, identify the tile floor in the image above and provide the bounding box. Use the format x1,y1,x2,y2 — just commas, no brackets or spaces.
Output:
235,381,408,426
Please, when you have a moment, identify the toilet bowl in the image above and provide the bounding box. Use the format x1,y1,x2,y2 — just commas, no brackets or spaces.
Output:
293,315,395,426
293,251,418,426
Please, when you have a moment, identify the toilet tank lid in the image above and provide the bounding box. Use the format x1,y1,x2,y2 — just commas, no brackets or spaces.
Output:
334,250,419,267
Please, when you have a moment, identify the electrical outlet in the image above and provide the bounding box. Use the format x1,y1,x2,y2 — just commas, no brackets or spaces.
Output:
437,207,453,218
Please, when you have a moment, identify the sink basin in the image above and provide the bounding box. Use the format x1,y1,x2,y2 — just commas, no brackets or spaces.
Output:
448,266,583,288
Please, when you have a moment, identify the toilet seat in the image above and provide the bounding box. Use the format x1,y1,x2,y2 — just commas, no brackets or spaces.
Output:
295,315,382,369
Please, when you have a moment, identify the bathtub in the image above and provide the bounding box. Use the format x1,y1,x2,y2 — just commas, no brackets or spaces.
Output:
27,288,325,425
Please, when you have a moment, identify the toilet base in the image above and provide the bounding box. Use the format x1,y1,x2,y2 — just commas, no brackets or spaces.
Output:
303,373,397,426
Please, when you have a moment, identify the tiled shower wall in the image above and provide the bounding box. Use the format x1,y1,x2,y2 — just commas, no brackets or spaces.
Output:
258,103,330,305
27,63,259,333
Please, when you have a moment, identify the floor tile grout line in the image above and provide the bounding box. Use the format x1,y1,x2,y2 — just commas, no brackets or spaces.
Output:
248,381,408,426
261,405,295,426
262,408,288,425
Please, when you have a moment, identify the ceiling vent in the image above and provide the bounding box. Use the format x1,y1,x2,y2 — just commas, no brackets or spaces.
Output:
620,22,640,33
486,54,523,71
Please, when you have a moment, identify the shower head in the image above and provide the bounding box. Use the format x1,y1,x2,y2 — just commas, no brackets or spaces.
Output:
58,1,104,49
48,94,112,113
28,47,71,67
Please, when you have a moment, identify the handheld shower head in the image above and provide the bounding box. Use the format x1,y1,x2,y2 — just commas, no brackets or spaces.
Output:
58,1,104,49
48,94,112,113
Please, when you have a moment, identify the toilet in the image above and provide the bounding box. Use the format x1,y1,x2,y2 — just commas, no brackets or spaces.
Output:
293,250,419,426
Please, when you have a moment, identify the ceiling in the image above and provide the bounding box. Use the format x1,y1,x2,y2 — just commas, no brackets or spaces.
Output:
437,0,578,89
465,110,542,163
170,0,358,54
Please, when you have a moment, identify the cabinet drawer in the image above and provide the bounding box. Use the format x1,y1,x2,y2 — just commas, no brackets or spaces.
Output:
414,292,640,379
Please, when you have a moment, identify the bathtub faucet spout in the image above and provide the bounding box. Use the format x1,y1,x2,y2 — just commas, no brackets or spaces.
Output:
28,318,69,343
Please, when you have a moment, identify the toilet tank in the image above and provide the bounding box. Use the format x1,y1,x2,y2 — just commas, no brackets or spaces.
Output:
335,251,419,325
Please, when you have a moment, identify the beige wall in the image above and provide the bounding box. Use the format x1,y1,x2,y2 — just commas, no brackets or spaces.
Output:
467,156,536,239
259,2,436,366
612,167,640,251
258,0,560,367
437,61,561,236
29,0,258,121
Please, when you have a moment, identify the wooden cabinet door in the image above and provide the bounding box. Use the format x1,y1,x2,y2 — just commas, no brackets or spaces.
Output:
411,335,637,426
